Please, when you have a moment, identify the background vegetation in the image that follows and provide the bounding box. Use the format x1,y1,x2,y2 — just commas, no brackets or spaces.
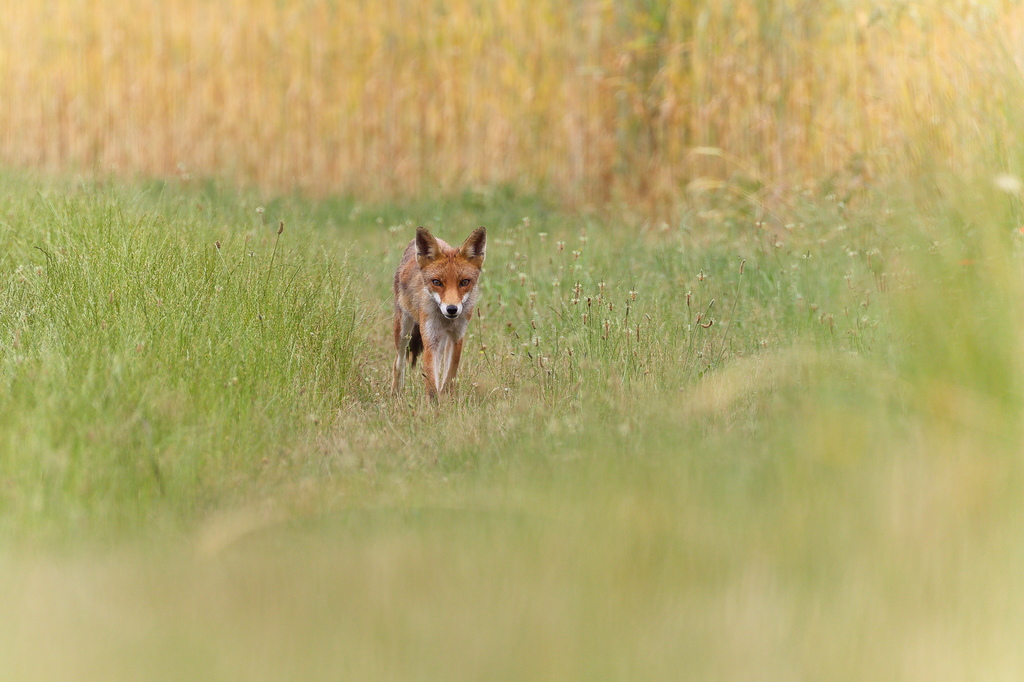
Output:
1,1,1024,680
3,0,1023,210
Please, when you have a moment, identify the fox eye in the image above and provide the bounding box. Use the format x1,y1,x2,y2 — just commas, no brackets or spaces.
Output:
431,279,443,287
459,278,472,287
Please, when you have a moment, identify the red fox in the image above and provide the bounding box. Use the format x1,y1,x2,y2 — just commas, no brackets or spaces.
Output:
392,226,486,400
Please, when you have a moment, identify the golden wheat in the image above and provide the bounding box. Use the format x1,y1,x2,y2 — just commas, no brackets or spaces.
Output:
1,0,1022,208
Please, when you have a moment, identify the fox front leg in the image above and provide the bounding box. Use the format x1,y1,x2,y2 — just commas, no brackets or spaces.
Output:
420,340,441,403
441,338,464,394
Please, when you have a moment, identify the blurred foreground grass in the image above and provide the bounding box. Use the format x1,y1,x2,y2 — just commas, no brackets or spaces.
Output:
0,171,1022,679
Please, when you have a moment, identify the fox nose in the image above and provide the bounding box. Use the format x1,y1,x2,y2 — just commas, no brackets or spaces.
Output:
445,305,459,317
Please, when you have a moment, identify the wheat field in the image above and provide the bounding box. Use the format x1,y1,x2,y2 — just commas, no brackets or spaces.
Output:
3,1,1023,208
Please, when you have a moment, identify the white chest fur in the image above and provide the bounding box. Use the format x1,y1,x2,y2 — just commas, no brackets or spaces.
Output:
422,313,468,391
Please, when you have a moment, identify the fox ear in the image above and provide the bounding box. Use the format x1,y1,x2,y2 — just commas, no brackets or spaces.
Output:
459,226,486,268
415,227,442,269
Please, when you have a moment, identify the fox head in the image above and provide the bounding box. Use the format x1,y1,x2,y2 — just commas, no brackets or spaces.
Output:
415,226,486,320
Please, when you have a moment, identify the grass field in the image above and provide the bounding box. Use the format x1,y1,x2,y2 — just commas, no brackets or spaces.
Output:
0,168,1021,679
3,0,1024,209
3,0,1024,679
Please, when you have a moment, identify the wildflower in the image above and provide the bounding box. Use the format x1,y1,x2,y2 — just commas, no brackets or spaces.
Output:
995,174,1023,194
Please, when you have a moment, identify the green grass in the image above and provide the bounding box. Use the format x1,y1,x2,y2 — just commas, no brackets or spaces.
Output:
0,176,361,534
1,171,1023,680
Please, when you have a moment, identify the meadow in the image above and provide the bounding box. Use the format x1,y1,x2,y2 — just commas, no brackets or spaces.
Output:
0,168,1021,679
1,0,1024,680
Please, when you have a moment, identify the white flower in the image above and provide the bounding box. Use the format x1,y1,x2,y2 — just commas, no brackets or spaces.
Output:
994,174,1022,194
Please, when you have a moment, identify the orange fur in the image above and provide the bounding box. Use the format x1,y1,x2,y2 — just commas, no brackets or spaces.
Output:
392,226,486,401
